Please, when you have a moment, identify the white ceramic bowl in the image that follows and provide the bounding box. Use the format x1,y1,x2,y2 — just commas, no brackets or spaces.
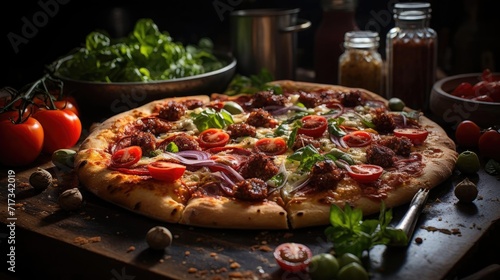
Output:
430,73,500,128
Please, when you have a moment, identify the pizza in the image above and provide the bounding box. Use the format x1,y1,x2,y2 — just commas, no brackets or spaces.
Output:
74,81,457,229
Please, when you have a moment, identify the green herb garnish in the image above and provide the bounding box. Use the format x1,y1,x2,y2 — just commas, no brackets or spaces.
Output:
324,203,408,258
191,108,233,132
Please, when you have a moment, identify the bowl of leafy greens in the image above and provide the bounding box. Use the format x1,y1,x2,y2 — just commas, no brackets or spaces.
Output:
47,18,236,116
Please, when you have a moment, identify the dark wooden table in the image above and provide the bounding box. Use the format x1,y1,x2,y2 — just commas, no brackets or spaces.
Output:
1,152,499,280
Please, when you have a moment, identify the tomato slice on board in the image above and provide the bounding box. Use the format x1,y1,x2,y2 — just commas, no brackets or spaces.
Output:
198,128,230,149
274,243,312,272
297,115,328,138
111,146,143,168
347,164,384,183
255,138,288,155
147,161,186,182
341,131,372,147
393,128,429,146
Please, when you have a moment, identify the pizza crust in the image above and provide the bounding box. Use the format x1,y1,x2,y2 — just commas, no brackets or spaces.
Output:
180,196,289,229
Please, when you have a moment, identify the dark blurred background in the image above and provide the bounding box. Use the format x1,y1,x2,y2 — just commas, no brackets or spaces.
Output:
1,0,499,89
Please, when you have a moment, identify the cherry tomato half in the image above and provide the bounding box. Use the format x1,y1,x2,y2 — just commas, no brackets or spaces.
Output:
0,117,44,167
274,243,312,272
478,129,500,161
254,138,288,155
451,82,474,98
147,161,186,182
341,131,372,147
111,146,142,168
347,164,384,183
393,128,429,146
33,109,82,154
455,120,481,148
198,128,230,149
297,115,328,138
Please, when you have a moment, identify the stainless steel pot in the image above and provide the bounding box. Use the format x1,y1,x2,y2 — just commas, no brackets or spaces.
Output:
230,8,311,80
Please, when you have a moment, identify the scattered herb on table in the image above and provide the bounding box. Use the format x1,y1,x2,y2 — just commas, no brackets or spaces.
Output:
324,203,408,258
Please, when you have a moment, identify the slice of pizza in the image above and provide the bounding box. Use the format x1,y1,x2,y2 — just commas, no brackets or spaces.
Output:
74,96,211,223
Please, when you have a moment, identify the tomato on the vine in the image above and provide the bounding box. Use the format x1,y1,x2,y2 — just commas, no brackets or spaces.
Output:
0,117,44,167
478,129,500,161
274,243,312,272
298,115,328,138
54,99,80,117
147,161,186,182
455,120,481,148
33,109,82,154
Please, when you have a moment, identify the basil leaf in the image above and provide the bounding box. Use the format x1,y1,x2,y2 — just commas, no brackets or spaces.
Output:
191,108,234,132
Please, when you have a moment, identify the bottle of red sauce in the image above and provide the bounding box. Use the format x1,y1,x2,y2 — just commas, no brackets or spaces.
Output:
386,2,437,111
314,0,358,85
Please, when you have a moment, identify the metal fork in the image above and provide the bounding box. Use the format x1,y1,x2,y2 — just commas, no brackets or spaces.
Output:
392,188,430,246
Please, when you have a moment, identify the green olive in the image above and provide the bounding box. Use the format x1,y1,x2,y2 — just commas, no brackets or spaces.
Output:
223,101,244,114
52,149,76,169
388,97,405,111
337,262,369,280
308,253,339,280
455,150,481,174
337,252,362,268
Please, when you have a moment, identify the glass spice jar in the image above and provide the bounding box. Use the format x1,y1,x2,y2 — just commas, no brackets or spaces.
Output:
386,2,437,111
338,31,383,94
314,0,358,85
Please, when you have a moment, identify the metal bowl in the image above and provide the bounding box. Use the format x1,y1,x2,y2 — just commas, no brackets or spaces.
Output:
51,52,236,118
430,72,500,128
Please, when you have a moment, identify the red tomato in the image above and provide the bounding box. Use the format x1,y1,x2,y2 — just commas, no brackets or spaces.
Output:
198,128,230,148
393,128,429,146
471,95,494,102
54,100,80,117
451,82,474,97
33,109,82,154
347,164,384,183
478,129,500,161
341,131,372,147
0,117,44,167
254,138,287,155
455,120,481,148
147,161,186,182
488,82,500,102
111,146,142,168
0,108,31,122
274,243,312,272
297,115,328,138
472,81,490,97
481,68,494,82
